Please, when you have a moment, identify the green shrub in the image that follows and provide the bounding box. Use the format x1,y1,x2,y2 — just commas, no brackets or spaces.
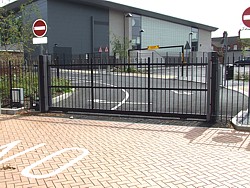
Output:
0,74,72,101
51,78,72,97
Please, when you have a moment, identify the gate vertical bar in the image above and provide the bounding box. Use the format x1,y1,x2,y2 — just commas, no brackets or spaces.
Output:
9,61,13,108
148,57,151,112
207,53,212,122
47,55,52,108
91,54,94,109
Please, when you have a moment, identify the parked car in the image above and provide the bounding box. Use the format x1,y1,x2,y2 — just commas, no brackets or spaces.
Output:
234,57,250,67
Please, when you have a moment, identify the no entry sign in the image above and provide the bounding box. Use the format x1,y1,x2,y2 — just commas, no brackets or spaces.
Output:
32,19,47,37
242,7,250,28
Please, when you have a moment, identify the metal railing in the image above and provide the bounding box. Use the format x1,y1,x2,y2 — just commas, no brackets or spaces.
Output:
0,59,39,109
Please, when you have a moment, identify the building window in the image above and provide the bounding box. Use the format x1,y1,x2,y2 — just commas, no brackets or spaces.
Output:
233,45,237,50
131,14,142,49
191,28,199,51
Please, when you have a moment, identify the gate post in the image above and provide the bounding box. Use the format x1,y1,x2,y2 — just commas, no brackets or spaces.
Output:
38,55,49,113
207,52,219,122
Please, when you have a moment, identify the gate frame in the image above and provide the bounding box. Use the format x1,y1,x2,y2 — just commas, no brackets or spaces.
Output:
40,51,220,122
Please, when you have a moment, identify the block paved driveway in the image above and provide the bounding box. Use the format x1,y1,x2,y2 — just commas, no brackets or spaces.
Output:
1,115,250,188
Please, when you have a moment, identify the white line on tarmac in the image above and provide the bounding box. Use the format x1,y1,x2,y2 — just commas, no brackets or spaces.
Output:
86,81,129,110
90,99,151,105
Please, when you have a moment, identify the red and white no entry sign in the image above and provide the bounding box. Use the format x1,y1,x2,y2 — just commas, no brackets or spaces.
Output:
242,7,250,28
32,19,47,37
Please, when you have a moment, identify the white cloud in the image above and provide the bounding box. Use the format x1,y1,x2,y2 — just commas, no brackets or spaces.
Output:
108,0,249,37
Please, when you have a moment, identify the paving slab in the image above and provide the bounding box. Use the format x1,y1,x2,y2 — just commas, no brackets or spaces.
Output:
1,114,250,188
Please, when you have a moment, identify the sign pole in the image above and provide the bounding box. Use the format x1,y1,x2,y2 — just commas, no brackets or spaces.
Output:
99,47,102,74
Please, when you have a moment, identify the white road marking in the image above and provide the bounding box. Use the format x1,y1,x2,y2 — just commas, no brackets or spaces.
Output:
93,99,108,103
87,81,129,110
21,147,89,179
90,99,151,105
111,88,129,110
171,90,193,95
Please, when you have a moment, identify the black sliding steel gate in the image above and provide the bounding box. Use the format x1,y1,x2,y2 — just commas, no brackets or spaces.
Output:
47,47,213,120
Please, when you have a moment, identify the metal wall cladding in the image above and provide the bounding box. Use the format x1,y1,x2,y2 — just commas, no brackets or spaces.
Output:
47,0,109,55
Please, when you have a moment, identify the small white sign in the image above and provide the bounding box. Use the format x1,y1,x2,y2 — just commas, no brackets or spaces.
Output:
33,37,48,44
240,29,250,39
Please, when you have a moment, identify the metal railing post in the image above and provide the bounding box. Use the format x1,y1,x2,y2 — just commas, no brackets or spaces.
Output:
0,95,1,114
207,52,219,122
9,61,13,108
38,55,49,113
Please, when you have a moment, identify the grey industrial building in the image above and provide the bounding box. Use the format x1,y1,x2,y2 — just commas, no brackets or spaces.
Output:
5,0,217,56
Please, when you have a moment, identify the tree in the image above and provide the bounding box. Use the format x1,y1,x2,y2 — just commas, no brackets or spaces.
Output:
110,34,131,59
239,38,250,56
0,1,40,61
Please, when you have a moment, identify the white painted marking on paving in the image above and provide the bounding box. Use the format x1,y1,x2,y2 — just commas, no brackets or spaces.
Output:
0,141,45,165
21,147,89,179
34,26,46,30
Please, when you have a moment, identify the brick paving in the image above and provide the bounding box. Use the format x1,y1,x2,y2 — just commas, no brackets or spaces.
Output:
1,114,250,188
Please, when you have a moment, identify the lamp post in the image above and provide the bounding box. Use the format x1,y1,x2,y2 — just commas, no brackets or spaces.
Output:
138,29,144,65
139,29,144,50
223,31,228,86
189,32,193,63
188,32,193,80
124,13,132,65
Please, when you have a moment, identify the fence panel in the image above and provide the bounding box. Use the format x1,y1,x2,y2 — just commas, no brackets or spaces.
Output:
48,52,209,120
0,59,39,109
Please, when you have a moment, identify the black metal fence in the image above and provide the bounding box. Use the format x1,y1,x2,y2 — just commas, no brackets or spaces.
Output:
0,59,39,109
1,51,250,126
217,55,249,125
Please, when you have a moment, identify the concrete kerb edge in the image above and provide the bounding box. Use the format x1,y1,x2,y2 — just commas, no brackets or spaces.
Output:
178,75,250,130
225,85,250,131
0,107,25,115
231,110,250,132
52,88,76,104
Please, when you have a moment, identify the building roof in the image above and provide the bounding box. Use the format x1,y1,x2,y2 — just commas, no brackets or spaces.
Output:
212,36,239,48
0,43,23,52
5,0,218,32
